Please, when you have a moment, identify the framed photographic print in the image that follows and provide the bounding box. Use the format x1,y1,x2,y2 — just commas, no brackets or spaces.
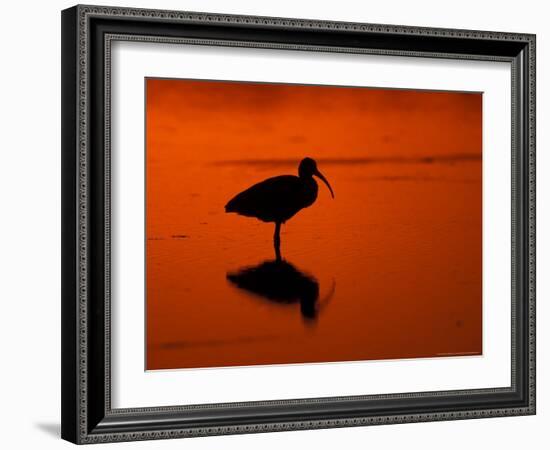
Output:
61,4,536,444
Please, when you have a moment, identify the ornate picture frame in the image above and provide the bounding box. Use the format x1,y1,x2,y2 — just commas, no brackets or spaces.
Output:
61,4,536,444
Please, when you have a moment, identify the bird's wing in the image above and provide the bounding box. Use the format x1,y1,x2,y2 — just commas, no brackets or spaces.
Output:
225,175,303,221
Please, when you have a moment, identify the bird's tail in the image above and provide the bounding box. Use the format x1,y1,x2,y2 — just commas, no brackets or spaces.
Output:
224,199,236,213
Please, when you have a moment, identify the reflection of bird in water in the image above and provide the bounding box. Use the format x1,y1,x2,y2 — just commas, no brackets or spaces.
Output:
225,157,334,260
226,259,335,322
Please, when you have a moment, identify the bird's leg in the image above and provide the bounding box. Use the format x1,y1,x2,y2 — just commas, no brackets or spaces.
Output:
274,222,282,261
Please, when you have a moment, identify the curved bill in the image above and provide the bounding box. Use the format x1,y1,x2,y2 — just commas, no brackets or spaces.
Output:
314,169,335,199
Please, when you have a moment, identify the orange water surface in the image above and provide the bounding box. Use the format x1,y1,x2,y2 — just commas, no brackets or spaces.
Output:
145,78,482,370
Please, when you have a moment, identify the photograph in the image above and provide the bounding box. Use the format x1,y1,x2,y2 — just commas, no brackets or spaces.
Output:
145,78,483,370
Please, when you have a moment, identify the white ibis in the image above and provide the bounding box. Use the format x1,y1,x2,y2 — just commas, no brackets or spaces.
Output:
225,157,334,260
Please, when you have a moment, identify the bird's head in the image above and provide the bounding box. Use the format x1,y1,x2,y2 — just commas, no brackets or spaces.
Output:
298,157,334,199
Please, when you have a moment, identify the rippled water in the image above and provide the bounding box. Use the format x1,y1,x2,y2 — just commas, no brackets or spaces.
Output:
146,158,482,370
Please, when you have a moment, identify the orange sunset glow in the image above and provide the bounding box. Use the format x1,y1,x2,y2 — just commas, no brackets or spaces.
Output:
145,78,482,370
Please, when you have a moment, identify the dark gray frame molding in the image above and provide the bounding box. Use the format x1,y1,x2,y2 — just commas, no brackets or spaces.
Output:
61,4,536,444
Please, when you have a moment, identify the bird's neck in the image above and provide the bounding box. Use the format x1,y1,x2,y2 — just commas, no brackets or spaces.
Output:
303,176,318,190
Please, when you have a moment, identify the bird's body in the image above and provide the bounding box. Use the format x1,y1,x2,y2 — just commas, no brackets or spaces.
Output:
225,175,318,223
225,157,334,260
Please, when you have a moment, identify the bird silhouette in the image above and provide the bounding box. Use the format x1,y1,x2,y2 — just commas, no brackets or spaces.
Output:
227,259,336,322
225,157,334,260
